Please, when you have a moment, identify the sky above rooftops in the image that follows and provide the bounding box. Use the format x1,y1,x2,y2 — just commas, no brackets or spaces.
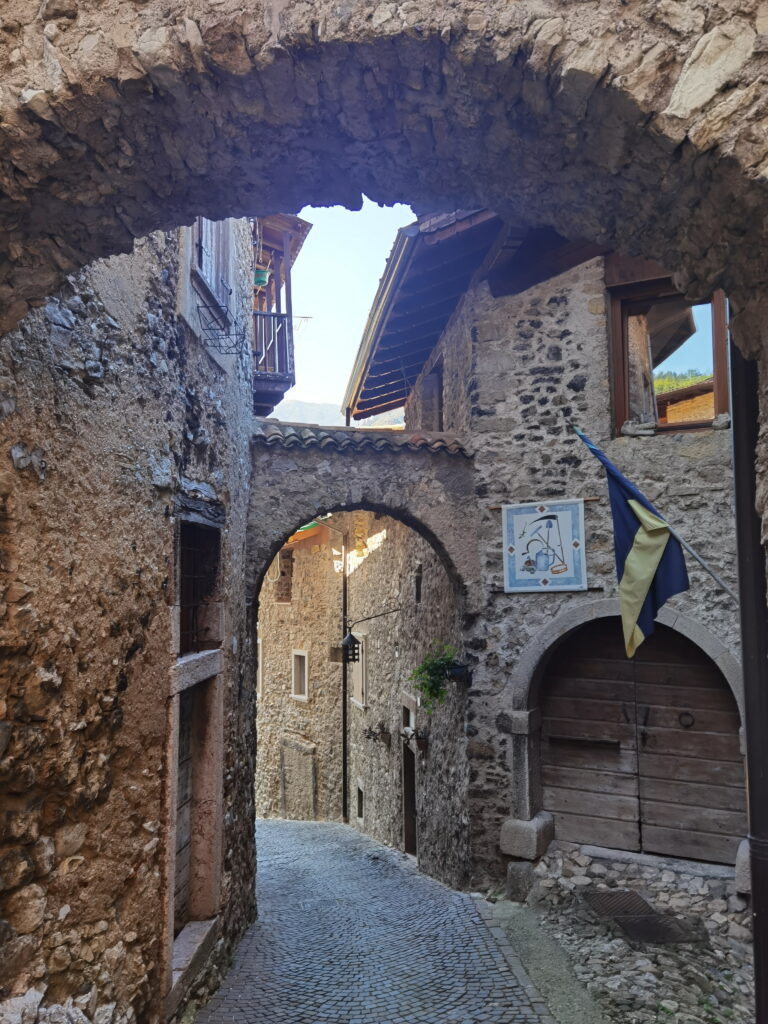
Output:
272,197,413,415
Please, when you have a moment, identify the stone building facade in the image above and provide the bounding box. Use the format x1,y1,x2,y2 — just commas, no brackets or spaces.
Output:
254,215,744,909
341,214,744,888
257,509,469,888
0,216,272,1024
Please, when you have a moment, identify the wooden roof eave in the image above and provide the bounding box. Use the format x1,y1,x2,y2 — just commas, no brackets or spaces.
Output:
340,224,419,416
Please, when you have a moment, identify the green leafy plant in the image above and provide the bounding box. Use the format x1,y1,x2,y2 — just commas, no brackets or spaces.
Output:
409,643,458,714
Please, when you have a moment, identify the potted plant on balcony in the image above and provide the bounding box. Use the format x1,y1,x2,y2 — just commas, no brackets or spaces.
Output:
409,643,468,714
253,264,271,288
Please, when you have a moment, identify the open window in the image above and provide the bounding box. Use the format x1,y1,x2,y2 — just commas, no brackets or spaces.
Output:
607,258,728,434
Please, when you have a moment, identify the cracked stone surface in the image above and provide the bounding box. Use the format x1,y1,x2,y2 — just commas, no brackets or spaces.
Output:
196,820,555,1024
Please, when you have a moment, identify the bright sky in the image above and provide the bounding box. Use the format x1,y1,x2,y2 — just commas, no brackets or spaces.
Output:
654,303,713,376
273,198,413,411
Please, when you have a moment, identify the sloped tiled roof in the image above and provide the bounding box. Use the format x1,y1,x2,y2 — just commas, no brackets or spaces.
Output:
252,419,470,457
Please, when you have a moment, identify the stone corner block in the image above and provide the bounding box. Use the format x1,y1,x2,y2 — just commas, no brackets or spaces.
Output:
506,859,536,902
499,811,554,861
735,838,751,895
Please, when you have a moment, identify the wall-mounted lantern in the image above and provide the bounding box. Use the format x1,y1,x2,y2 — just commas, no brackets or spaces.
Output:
341,630,361,664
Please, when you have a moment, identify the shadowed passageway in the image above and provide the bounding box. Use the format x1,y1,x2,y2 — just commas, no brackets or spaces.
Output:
196,821,555,1024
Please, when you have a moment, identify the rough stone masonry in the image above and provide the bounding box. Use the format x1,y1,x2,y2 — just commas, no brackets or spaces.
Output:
0,0,767,358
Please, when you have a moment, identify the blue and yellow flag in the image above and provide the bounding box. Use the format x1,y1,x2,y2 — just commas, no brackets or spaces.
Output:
575,428,689,657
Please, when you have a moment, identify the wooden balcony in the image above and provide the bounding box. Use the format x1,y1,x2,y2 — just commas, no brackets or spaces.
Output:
252,311,294,417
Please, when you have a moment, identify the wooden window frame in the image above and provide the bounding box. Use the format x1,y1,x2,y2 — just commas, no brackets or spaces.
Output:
609,279,728,436
291,650,309,701
192,216,233,313
350,631,367,708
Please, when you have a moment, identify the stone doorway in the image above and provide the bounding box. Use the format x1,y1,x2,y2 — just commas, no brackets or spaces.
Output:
540,618,746,865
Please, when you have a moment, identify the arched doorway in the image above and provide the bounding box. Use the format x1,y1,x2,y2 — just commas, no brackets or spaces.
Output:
540,618,746,864
254,507,470,888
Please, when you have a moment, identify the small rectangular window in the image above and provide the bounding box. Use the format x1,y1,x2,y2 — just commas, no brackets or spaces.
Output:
611,284,728,434
351,633,367,706
178,522,221,656
256,639,263,698
415,564,423,604
356,786,364,820
193,217,232,308
292,651,308,700
276,549,294,603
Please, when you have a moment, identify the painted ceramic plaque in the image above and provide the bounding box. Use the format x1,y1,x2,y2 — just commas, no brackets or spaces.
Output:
502,500,587,592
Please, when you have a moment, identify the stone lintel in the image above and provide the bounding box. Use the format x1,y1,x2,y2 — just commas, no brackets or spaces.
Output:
499,811,554,861
170,649,223,694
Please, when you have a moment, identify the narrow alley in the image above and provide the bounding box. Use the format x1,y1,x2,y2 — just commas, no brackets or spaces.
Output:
196,821,556,1024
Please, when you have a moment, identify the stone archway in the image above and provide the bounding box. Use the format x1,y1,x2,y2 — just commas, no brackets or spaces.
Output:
246,422,479,608
1,1,768,360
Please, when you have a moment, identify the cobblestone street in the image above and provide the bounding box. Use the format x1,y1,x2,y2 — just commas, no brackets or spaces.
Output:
196,820,556,1024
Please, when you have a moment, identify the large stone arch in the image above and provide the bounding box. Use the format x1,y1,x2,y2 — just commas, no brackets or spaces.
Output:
246,425,479,609
1,1,768,361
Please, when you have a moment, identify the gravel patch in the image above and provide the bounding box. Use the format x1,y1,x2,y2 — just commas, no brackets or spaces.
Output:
523,843,754,1024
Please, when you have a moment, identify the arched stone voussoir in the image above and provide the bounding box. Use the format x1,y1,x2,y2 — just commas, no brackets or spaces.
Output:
2,1,768,346
246,426,480,608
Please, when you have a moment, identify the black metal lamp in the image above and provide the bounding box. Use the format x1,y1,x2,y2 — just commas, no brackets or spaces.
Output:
341,630,361,664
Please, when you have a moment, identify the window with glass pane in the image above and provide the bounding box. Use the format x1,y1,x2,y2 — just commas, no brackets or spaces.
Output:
616,289,728,431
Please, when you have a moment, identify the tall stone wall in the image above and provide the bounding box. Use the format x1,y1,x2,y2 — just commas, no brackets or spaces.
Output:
405,255,741,883
256,525,344,823
0,222,255,1023
257,510,470,889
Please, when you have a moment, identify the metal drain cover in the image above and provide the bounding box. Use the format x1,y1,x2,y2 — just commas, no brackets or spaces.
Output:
582,889,704,945
613,914,704,945
583,889,654,918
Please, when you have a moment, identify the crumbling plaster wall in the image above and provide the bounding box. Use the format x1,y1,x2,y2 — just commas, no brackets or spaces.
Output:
0,0,768,368
406,256,741,882
256,511,469,889
0,221,255,1024
256,525,344,823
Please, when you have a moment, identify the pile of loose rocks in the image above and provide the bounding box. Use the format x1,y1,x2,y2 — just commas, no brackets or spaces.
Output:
527,843,753,1024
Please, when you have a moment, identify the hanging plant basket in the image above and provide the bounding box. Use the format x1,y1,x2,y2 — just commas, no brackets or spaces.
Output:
253,265,271,288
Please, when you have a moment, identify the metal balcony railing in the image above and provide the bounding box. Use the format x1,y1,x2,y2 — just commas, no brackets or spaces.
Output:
253,311,294,379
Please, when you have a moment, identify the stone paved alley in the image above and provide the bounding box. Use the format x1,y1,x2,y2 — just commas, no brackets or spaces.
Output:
196,821,556,1024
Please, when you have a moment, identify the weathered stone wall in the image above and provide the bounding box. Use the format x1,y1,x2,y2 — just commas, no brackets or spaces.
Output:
405,255,741,883
344,511,468,889
256,525,344,823
1,0,768,367
256,510,470,889
0,220,255,1023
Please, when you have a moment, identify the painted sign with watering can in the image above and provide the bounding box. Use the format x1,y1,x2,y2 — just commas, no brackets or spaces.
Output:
502,500,587,592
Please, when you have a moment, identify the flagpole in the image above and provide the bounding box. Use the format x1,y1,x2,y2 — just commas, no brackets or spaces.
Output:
665,525,739,604
571,424,739,604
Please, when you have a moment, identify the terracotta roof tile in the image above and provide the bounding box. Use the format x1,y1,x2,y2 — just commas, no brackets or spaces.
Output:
252,419,470,457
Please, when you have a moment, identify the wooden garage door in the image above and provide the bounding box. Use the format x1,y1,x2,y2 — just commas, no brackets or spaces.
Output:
541,619,745,864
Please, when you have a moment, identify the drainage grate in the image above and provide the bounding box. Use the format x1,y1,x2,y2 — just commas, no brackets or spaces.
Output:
582,889,705,945
613,914,704,945
583,889,654,918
